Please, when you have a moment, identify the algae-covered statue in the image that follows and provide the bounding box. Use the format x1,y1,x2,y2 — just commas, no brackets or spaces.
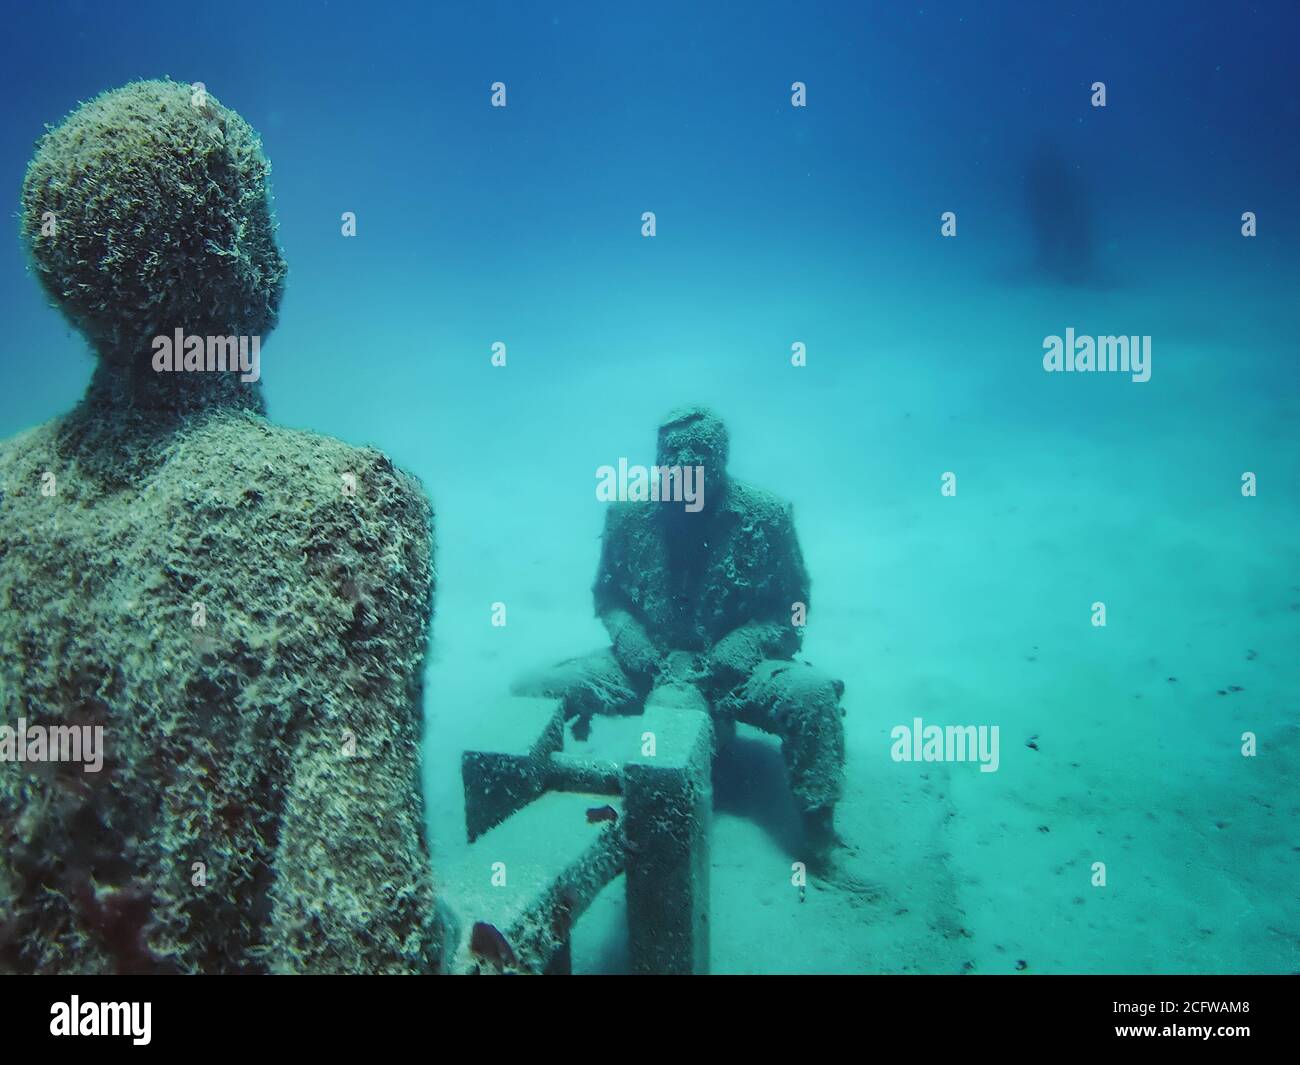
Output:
518,406,847,862
0,80,442,972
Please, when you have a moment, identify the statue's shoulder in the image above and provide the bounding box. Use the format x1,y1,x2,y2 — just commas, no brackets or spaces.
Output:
724,479,795,530
157,414,435,657
601,498,653,538
0,417,64,480
165,412,432,533
0,417,75,529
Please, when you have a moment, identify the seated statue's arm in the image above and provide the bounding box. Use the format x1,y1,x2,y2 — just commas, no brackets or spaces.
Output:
779,500,813,621
704,502,810,688
593,507,666,683
601,605,665,682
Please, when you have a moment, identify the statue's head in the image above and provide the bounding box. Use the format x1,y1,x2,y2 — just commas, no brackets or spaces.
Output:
20,79,286,383
656,405,729,505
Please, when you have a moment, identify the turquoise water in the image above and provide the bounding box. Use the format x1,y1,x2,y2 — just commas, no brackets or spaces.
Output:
1,2,1296,973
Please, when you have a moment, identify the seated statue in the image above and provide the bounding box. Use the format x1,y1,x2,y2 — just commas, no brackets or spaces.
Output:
517,406,847,862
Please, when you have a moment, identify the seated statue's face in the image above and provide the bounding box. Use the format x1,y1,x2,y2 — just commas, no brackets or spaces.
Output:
658,425,720,477
655,410,729,527
655,409,729,494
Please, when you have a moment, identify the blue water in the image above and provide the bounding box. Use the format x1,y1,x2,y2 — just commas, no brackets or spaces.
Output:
1,1,1297,973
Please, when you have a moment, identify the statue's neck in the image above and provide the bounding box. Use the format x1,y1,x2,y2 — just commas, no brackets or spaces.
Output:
57,361,266,485
83,359,267,419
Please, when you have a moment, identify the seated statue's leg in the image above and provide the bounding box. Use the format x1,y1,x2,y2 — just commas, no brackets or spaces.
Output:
512,648,641,735
725,659,846,846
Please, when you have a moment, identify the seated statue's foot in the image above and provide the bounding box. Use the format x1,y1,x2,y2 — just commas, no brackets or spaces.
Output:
802,807,880,903
803,805,843,857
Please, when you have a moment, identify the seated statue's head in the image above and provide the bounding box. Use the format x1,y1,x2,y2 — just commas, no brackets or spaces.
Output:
20,79,286,410
657,405,729,511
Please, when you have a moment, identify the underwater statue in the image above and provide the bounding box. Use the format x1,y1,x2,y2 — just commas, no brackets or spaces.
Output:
1023,139,1096,285
517,406,847,863
0,80,442,972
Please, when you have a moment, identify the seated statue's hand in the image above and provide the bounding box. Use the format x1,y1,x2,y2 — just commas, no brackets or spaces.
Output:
661,649,706,685
606,609,664,681
705,622,799,690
